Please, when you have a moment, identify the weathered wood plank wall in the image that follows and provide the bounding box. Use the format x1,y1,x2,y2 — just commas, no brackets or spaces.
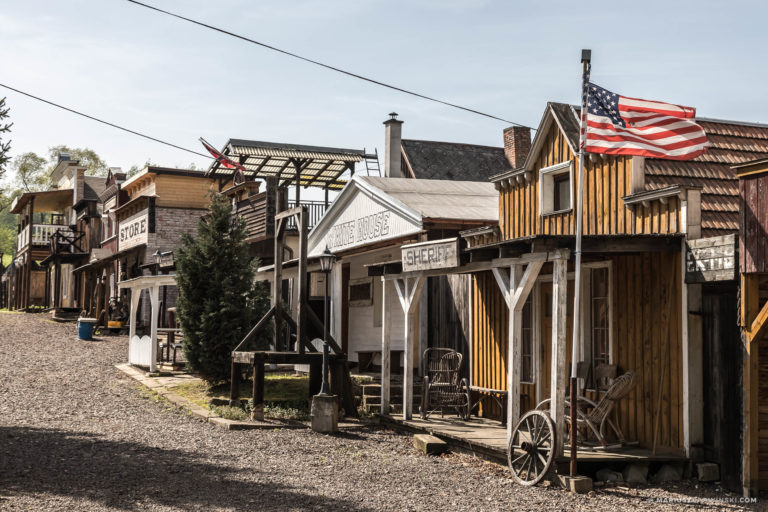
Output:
498,123,681,240
472,253,684,451
739,173,768,274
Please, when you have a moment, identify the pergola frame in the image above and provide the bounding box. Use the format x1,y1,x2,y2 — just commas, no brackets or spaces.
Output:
376,249,570,457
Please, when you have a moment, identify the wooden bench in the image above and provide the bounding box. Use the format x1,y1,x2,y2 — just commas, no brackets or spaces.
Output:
356,350,404,373
467,386,526,426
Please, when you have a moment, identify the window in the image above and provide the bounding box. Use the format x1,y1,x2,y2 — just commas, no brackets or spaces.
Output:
586,265,611,389
553,174,571,211
521,294,534,384
348,278,373,307
539,161,573,215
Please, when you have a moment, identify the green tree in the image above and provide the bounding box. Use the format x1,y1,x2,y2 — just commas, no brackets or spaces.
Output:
47,145,108,176
11,152,47,192
0,97,11,180
175,193,270,382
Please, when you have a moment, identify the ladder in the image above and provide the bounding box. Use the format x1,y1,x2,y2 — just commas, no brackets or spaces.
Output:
364,148,382,176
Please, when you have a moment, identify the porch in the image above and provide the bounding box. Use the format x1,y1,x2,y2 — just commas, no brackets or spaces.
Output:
381,414,688,466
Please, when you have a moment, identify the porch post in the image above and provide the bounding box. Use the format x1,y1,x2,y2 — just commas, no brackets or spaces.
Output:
380,277,391,415
128,287,140,341
149,285,160,373
550,256,568,457
507,265,522,434
394,276,425,420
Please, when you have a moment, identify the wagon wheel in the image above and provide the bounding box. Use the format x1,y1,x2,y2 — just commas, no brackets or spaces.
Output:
507,410,556,486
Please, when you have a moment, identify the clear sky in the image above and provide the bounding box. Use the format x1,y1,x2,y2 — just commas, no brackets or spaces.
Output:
1,0,766,180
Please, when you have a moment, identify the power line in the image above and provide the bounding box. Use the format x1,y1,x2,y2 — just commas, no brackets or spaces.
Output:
125,0,534,130
0,82,212,160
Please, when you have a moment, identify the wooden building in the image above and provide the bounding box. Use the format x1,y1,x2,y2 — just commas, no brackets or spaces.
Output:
461,103,766,476
72,168,129,325
305,175,498,374
111,166,216,327
370,104,768,484
733,158,768,496
8,154,105,313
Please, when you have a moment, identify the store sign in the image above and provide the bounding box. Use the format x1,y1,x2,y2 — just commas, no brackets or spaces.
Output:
119,209,150,251
401,238,460,272
158,251,174,270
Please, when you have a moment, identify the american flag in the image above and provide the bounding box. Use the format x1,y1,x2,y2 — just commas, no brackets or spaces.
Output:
582,82,709,160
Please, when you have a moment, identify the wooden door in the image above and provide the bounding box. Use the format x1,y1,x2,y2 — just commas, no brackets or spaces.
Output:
701,284,741,492
538,280,574,405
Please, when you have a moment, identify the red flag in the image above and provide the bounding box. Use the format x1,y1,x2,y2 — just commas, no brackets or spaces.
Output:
200,138,247,172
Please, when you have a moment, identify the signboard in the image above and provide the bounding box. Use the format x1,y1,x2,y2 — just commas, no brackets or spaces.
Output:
401,237,460,272
685,234,737,283
119,209,150,251
311,188,421,255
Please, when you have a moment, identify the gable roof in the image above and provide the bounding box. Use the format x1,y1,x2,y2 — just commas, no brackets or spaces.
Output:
401,139,510,181
360,176,499,221
514,102,768,237
308,175,498,255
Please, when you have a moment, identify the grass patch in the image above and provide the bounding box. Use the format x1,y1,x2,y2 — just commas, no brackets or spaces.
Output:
170,373,310,421
211,405,250,421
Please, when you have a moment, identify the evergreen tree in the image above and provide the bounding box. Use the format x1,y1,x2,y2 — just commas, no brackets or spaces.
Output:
175,193,270,382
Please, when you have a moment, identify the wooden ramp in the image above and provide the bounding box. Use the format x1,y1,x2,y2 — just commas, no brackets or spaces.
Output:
381,415,688,466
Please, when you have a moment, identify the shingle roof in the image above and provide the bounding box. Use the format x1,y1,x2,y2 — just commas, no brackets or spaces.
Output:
401,139,511,181
550,103,768,238
83,175,107,203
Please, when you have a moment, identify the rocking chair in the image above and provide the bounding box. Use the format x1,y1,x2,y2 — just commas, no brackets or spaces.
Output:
419,348,470,420
536,370,638,448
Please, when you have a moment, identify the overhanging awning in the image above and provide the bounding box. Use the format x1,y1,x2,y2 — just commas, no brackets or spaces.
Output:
205,139,373,190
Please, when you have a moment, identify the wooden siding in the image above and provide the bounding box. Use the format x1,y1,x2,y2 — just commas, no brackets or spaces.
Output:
154,175,215,209
760,334,768,490
499,122,682,240
472,252,684,451
739,172,768,274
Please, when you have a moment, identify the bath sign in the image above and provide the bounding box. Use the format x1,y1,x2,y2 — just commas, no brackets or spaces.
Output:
119,209,150,251
401,238,460,272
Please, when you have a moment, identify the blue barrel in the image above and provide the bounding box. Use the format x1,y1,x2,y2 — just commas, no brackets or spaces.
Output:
77,318,96,340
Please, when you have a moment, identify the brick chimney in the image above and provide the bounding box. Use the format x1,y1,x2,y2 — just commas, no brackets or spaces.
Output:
503,126,531,169
384,112,404,178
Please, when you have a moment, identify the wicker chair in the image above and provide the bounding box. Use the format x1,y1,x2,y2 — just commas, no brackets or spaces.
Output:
419,348,470,420
537,371,638,447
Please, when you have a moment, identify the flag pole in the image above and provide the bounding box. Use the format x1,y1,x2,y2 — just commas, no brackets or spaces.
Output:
571,49,591,384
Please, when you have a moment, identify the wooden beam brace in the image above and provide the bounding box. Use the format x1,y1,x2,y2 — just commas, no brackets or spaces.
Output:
233,305,277,352
275,206,304,221
511,261,544,312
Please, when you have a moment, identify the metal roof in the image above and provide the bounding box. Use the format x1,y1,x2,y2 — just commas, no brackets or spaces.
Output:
206,139,371,190
359,176,499,221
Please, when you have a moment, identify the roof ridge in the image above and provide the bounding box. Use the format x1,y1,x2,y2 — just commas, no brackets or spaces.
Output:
402,138,504,151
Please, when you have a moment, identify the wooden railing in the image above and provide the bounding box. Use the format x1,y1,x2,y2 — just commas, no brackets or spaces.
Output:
235,195,328,240
17,224,74,250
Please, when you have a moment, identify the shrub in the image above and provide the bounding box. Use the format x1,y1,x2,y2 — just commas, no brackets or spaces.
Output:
175,192,270,382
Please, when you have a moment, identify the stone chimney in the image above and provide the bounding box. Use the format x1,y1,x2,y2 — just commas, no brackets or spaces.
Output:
503,126,531,169
384,112,404,178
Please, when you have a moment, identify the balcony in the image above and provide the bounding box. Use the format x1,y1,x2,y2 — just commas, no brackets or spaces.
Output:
234,194,328,242
17,224,75,251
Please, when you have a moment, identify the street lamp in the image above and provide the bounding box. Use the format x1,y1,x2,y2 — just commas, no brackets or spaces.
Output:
317,247,335,395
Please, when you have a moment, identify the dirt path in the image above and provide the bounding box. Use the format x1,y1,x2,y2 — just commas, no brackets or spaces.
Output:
0,313,761,511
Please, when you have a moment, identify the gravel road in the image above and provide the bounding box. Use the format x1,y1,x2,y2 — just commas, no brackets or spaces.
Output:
0,312,762,511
